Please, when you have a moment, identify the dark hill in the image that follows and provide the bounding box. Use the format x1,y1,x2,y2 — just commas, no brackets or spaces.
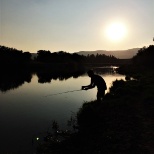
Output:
76,48,140,59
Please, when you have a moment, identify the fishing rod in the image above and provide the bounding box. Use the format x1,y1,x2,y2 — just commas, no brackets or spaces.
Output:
44,89,82,97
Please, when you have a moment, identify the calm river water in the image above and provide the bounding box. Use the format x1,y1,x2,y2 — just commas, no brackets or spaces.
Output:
0,67,125,153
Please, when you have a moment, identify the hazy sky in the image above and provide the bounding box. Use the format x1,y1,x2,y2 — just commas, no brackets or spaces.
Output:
0,0,154,53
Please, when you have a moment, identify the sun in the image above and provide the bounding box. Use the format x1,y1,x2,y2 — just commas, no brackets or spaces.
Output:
105,22,127,41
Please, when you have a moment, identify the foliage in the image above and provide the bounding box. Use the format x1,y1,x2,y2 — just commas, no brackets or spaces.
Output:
84,53,118,64
35,50,119,65
0,45,131,73
117,45,154,77
132,45,154,69
0,46,31,64
36,50,84,63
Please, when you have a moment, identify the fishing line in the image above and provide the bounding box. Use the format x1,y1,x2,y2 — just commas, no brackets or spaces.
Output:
43,89,82,97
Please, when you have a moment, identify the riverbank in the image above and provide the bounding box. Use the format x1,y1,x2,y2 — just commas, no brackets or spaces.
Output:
37,69,154,153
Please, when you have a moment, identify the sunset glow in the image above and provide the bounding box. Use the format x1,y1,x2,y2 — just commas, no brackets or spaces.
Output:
0,0,153,52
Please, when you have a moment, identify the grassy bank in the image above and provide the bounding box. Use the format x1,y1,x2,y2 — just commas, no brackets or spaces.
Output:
37,70,154,154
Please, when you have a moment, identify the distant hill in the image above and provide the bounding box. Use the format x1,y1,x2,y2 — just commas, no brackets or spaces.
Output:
30,48,140,59
76,48,140,59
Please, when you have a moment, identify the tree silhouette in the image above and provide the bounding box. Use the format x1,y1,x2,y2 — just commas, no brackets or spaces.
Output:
0,46,31,70
132,45,154,68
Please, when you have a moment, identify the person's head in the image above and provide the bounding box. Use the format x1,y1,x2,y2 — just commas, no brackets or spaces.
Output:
87,70,94,77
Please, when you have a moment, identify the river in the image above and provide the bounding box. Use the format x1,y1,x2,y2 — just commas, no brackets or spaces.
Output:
0,67,125,153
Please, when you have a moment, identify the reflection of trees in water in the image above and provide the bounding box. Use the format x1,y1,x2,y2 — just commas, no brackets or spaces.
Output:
0,71,32,92
0,68,116,91
36,71,85,83
36,68,117,83
0,70,85,91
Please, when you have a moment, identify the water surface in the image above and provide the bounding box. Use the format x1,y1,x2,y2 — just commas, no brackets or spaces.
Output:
0,67,125,153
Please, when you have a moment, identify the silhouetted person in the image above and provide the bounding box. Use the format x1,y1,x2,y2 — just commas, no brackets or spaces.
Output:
82,70,107,101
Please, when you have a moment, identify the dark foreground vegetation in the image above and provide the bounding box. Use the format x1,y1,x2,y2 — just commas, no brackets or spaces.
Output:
36,45,154,154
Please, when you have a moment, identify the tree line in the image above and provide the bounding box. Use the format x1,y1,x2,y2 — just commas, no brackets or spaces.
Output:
0,45,119,68
36,50,83,63
0,46,31,63
132,45,154,68
35,50,118,63
1,45,153,70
